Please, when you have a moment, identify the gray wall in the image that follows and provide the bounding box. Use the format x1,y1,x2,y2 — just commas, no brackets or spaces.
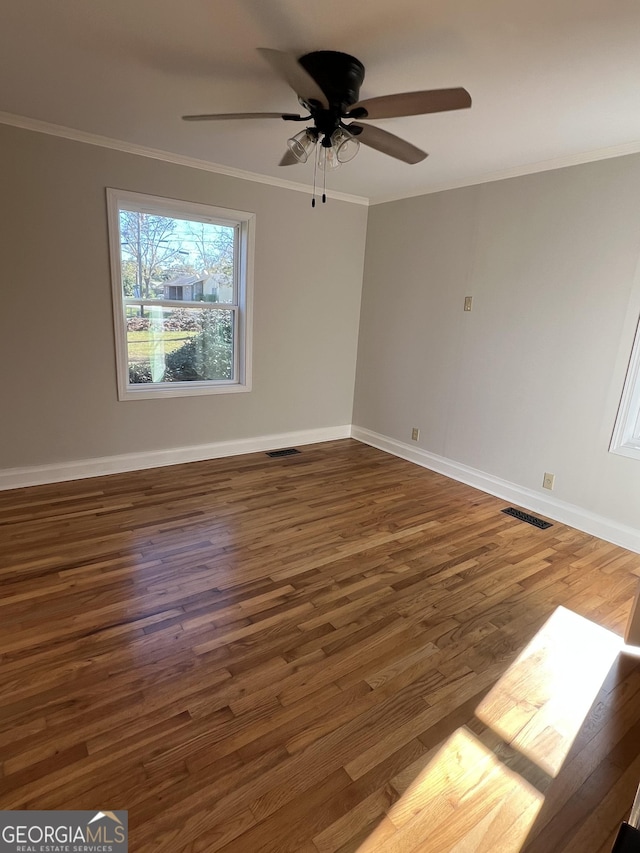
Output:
4,119,640,536
353,156,640,530
0,123,367,468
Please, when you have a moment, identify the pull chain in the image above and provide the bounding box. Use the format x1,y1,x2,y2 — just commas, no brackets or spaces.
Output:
322,158,327,204
311,144,318,208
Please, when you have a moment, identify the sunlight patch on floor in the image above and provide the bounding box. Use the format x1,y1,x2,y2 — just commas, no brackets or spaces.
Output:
356,727,543,853
476,606,622,777
356,607,624,852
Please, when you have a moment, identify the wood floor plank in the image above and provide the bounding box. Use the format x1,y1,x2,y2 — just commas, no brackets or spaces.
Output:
1,439,639,851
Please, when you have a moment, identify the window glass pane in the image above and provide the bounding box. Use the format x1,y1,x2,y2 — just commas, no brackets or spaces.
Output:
119,210,236,305
108,189,253,400
126,306,234,384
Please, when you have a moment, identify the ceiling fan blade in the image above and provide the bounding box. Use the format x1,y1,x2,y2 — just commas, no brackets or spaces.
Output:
352,88,471,120
257,48,329,108
350,123,427,164
279,149,298,166
183,112,300,121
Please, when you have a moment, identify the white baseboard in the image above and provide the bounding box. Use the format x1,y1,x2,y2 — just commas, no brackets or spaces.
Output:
4,422,639,555
0,425,352,491
352,426,640,555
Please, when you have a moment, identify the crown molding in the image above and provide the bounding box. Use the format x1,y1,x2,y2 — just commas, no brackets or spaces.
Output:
370,139,640,205
5,108,639,210
0,110,369,206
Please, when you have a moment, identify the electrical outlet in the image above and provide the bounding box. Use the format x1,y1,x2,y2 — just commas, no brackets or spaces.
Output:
464,296,473,312
543,472,555,490
411,427,420,442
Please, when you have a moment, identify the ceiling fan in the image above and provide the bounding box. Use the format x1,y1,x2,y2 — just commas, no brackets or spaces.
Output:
183,49,471,201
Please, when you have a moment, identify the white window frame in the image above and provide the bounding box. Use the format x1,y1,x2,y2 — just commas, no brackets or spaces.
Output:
106,188,254,401
611,315,640,460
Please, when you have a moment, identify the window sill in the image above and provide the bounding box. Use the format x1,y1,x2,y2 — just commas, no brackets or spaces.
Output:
118,381,251,401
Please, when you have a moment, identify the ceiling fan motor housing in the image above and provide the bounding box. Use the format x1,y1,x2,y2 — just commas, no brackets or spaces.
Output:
298,51,365,110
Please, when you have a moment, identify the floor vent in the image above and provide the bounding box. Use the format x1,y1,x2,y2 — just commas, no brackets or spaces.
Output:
266,448,301,458
501,507,552,529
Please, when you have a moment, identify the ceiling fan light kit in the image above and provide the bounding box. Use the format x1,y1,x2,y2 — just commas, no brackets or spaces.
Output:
183,48,471,206
287,128,317,164
287,126,360,168
332,127,360,163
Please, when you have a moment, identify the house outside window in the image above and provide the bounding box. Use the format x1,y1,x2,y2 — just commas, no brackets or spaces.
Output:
107,189,254,400
611,315,640,460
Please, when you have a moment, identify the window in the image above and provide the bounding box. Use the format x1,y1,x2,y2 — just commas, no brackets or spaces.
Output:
106,189,254,400
611,316,640,460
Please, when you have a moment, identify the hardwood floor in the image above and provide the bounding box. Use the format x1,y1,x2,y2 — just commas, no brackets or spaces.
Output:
1,438,639,852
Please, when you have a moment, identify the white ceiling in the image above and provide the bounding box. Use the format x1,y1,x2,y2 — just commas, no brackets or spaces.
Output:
2,0,640,203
